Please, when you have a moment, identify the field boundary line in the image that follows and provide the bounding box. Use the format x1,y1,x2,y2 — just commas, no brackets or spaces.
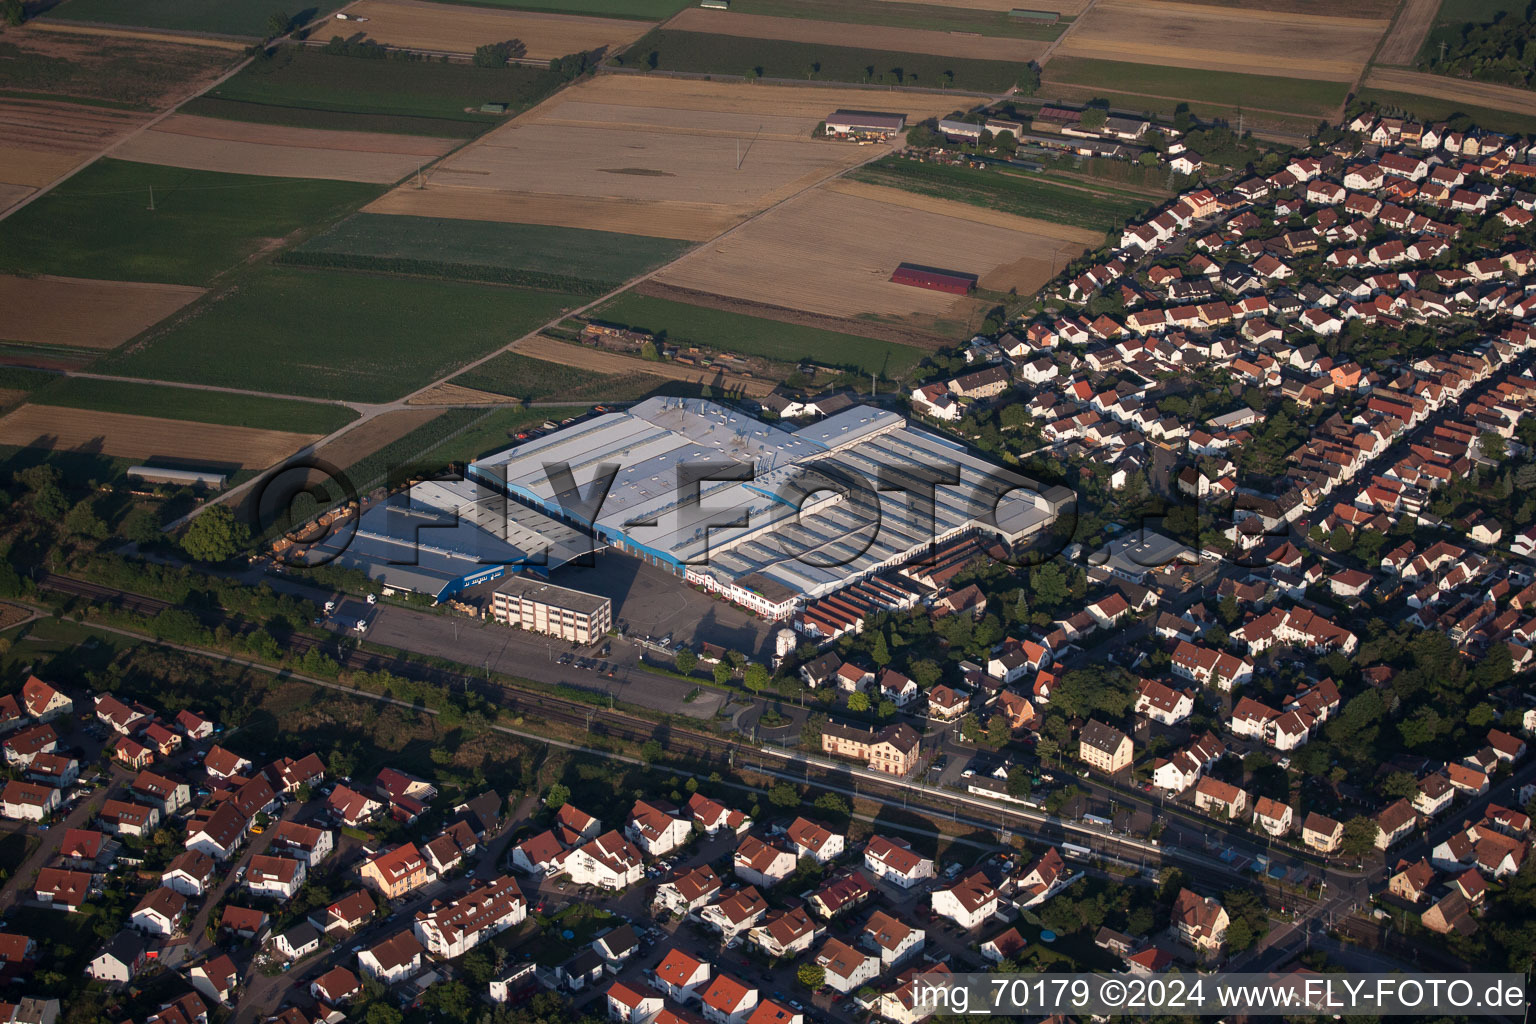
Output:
58,370,374,411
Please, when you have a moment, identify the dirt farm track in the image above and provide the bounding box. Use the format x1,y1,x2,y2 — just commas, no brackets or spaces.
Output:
0,276,207,350
0,405,320,469
667,8,1049,62
1055,0,1387,80
1363,68,1536,117
337,0,652,59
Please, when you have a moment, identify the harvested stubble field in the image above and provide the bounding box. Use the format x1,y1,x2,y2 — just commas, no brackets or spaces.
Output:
290,213,693,290
1374,0,1441,65
103,267,583,402
0,159,380,286
114,114,457,184
0,99,150,188
871,0,1085,10
0,276,206,350
666,7,1048,61
1143,0,1393,13
653,185,1082,335
341,0,652,59
0,185,34,213
1054,0,1387,81
1362,68,1536,118
0,405,319,469
365,75,961,236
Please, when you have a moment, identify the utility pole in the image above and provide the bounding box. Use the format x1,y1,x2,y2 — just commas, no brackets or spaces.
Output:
147,186,155,212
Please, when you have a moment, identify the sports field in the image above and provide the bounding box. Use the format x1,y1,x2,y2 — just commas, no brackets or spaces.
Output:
289,214,693,290
848,156,1155,233
29,378,358,433
112,114,457,184
618,28,1033,91
188,46,563,136
593,292,928,376
341,0,652,59
103,268,582,402
1041,56,1350,120
666,7,1049,61
45,0,347,38
1054,0,1385,81
0,276,206,350
0,159,379,285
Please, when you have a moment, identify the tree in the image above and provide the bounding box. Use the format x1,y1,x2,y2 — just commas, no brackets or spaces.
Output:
877,698,896,720
640,740,663,764
545,783,569,810
847,691,870,713
1381,771,1418,801
713,661,732,686
181,505,250,562
871,633,891,668
1079,108,1108,132
63,499,108,540
122,507,163,546
797,963,826,990
675,649,697,675
743,663,769,693
1480,430,1508,461
1,0,22,25
768,782,800,809
986,715,1011,748
1339,815,1380,859
473,39,526,67
266,10,291,36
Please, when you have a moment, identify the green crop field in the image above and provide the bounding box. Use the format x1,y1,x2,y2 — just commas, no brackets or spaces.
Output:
1042,57,1348,119
593,293,925,377
338,405,585,491
454,352,669,403
433,0,689,17
0,159,378,286
288,214,694,292
187,46,567,135
850,157,1153,233
1356,88,1536,136
103,268,583,403
727,0,1067,39
31,378,358,434
45,0,346,38
615,29,1031,92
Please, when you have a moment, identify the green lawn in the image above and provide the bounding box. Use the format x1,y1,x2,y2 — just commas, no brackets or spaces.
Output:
31,378,359,434
45,0,346,38
1043,57,1349,119
102,268,584,403
288,214,694,292
189,46,568,134
614,29,1032,91
1356,88,1536,136
849,156,1153,233
725,0,1067,39
0,159,379,286
593,293,926,376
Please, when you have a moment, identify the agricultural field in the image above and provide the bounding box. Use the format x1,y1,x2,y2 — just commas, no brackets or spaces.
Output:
44,0,347,38
665,8,1049,61
340,0,653,59
102,267,582,402
442,0,689,17
310,408,442,473
1142,0,1393,13
652,184,1093,338
186,46,564,137
0,159,380,286
1416,0,1522,64
1356,86,1536,136
29,377,358,433
0,276,206,350
288,213,693,291
615,29,1033,91
510,333,776,395
723,0,1070,38
113,114,458,184
1375,0,1442,66
369,73,958,241
1040,56,1350,122
1053,0,1386,81
0,28,235,108
592,292,930,377
0,404,321,470
848,156,1156,234
1361,69,1536,120
0,100,147,189
453,352,634,402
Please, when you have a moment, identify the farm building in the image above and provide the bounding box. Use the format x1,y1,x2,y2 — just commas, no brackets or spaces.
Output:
304,478,592,603
937,119,983,143
824,110,907,138
890,263,977,295
469,398,1071,610
128,466,227,489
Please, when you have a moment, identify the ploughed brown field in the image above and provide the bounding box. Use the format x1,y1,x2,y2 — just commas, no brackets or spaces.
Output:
310,408,442,469
0,100,150,187
1363,68,1536,118
667,7,1049,61
1373,0,1440,65
339,0,652,59
1053,0,1388,81
0,404,320,469
0,276,207,349
653,182,1100,333
112,114,458,184
511,335,775,396
366,75,961,238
